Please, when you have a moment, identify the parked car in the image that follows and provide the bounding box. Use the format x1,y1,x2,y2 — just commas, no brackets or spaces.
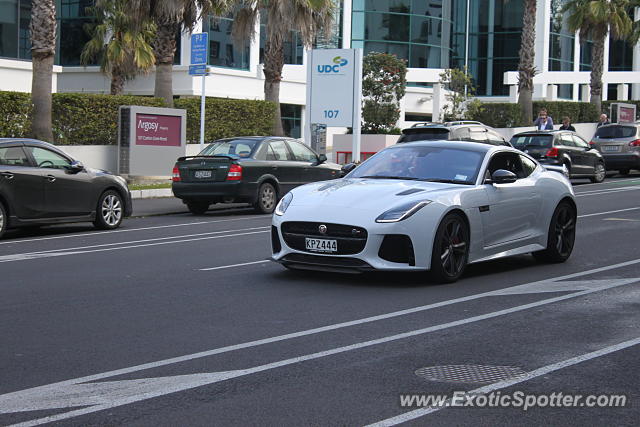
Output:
510,130,606,183
172,136,341,214
589,123,640,175
397,121,511,146
271,141,576,283
0,139,132,239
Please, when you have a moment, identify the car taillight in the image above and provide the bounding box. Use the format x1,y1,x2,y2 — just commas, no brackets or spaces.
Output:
545,147,559,157
172,166,181,182
226,164,242,181
629,139,640,147
589,141,597,146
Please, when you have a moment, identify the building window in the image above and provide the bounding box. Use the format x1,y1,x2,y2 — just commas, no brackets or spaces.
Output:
557,84,572,99
0,0,32,60
579,40,592,71
204,14,250,70
548,0,574,71
609,39,633,71
405,113,432,122
56,0,94,66
281,104,301,138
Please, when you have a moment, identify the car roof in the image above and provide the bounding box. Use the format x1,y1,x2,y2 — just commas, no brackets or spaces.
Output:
511,130,571,137
387,139,508,154
0,138,55,147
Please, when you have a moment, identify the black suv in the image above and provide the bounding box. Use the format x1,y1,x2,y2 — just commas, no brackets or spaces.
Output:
397,121,510,146
510,130,606,183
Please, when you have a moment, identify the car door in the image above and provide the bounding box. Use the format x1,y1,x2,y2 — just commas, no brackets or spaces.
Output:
558,133,586,174
481,151,541,248
26,145,95,217
572,134,597,172
265,140,298,194
0,144,45,219
285,140,331,183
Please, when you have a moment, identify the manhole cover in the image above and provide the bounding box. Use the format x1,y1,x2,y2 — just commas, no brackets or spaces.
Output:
415,364,528,384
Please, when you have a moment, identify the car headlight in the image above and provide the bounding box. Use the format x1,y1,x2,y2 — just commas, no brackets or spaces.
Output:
376,200,432,223
275,192,293,216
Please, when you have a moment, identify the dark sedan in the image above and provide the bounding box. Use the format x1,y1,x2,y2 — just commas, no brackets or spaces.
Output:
0,139,132,238
510,130,606,183
172,137,342,214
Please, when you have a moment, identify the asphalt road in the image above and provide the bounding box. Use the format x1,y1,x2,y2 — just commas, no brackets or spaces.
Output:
1,173,640,426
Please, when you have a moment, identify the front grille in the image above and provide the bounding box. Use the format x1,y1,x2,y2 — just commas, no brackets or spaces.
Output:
271,226,282,253
378,234,416,265
281,253,372,270
281,222,368,255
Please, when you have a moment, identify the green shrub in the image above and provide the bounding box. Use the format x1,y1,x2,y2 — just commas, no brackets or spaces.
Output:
578,102,599,123
467,100,603,127
466,103,522,128
174,97,276,143
0,91,277,145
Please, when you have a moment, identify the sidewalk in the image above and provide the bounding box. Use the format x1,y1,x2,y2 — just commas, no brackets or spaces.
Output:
132,197,251,217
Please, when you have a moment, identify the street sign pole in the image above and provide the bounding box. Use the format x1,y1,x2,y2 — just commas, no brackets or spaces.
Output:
200,74,206,149
352,48,363,162
190,33,209,150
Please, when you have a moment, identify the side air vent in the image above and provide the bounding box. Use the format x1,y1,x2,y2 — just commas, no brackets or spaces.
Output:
396,188,425,196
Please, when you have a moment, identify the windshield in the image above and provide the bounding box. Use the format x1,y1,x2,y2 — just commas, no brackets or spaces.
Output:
349,145,483,185
595,125,636,139
398,129,449,143
199,139,258,158
510,135,553,150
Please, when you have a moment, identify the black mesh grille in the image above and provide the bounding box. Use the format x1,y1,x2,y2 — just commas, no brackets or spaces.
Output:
378,234,416,265
281,253,372,269
281,222,367,255
271,226,282,253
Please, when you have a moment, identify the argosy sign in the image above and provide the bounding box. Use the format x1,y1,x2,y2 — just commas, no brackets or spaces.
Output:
135,114,182,147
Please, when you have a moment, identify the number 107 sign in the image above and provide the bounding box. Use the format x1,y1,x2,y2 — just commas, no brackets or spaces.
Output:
307,49,362,127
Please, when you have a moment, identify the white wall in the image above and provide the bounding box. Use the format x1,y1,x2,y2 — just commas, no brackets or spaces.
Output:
57,145,118,172
0,59,62,93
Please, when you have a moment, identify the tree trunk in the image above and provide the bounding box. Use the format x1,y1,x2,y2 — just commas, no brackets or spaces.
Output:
110,71,126,95
153,21,178,107
590,35,605,115
263,17,285,136
517,0,536,126
29,0,56,142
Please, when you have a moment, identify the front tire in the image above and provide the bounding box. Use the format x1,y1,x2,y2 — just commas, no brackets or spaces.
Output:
533,201,576,263
590,162,606,183
254,183,277,214
94,190,124,230
429,213,469,283
186,202,210,215
0,202,7,239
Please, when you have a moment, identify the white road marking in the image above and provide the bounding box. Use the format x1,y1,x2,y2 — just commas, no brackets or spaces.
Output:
578,206,640,218
199,260,271,271
603,217,640,222
572,177,640,189
2,261,640,425
366,336,640,427
575,186,640,197
0,216,271,245
0,230,270,263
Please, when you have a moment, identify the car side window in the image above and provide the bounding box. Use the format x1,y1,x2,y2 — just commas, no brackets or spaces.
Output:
286,141,317,162
0,146,30,166
468,127,488,142
487,152,525,179
572,135,589,148
27,147,71,169
559,134,575,147
267,140,290,161
519,155,537,177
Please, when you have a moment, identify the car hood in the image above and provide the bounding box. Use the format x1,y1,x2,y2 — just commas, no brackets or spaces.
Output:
288,178,464,210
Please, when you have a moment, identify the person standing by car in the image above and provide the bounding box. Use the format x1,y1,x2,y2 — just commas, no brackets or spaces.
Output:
533,108,554,130
559,116,576,131
597,113,611,128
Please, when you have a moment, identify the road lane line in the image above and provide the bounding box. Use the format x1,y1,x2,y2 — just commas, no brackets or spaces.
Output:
575,186,640,197
572,177,640,189
0,216,271,245
199,260,271,271
366,336,640,427
578,206,640,218
4,277,640,426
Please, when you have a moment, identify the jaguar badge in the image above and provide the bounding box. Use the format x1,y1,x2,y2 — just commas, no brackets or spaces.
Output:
318,224,328,235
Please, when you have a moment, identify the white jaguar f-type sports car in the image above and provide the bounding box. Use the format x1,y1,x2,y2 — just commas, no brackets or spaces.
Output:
271,141,576,283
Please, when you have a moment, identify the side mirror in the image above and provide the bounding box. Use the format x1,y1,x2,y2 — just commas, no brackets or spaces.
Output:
490,169,517,184
317,154,327,164
340,162,357,177
67,160,85,174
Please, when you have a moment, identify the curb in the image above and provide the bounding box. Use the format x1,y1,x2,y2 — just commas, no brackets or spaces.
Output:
130,188,174,199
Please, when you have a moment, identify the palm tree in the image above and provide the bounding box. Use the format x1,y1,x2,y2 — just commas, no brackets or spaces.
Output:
29,0,57,141
232,0,334,136
517,0,537,126
562,0,639,114
82,0,156,95
128,0,230,107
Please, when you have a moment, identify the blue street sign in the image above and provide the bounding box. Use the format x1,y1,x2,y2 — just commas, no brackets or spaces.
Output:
190,33,208,65
189,64,208,76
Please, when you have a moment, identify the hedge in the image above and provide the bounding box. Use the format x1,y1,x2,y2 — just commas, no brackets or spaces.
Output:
467,101,601,127
0,91,277,145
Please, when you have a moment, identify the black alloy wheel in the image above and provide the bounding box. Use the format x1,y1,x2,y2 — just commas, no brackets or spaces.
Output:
93,190,124,230
254,182,277,214
430,213,469,283
187,202,210,215
533,201,576,263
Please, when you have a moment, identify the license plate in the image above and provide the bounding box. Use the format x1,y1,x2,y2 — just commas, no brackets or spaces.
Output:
602,145,620,152
305,238,337,253
194,170,212,179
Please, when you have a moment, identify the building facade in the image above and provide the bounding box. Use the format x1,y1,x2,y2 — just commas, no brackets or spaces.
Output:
1,0,640,138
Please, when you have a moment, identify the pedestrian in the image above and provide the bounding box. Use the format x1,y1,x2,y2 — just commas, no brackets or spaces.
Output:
533,108,554,130
559,116,576,131
596,113,610,128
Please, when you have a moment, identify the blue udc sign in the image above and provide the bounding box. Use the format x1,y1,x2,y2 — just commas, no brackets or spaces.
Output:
190,33,208,65
316,56,349,74
189,64,207,76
